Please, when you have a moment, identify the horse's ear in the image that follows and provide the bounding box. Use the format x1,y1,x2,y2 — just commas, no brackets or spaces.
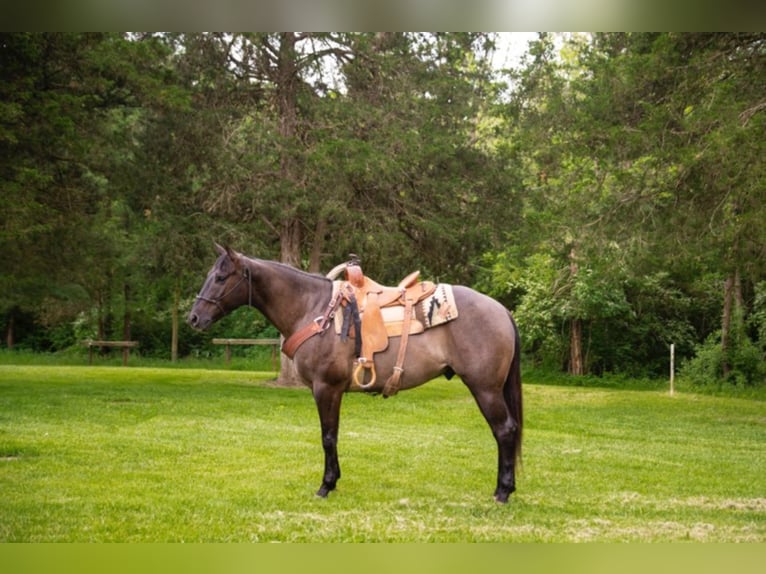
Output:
224,245,243,271
214,242,242,271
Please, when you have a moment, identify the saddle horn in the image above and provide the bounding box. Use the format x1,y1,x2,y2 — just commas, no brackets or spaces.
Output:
326,262,347,280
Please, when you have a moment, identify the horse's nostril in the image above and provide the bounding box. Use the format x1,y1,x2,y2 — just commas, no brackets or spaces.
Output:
189,313,198,327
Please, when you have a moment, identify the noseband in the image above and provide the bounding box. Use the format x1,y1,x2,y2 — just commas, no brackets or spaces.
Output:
195,268,253,313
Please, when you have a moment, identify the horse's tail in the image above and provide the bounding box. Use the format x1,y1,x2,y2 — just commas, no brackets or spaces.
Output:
504,312,523,465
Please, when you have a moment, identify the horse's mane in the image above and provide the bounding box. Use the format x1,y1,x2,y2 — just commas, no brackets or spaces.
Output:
247,256,333,286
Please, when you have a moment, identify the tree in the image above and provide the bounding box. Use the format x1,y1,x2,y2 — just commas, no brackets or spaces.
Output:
0,33,190,353
483,33,766,379
1,34,136,346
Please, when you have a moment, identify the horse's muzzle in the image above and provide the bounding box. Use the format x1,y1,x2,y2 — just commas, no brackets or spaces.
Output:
187,311,209,330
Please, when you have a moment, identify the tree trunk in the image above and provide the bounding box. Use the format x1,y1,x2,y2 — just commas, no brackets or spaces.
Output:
97,288,110,346
123,282,131,342
308,217,327,274
171,283,179,362
280,218,302,268
5,311,14,349
569,318,584,376
568,245,584,375
721,268,742,378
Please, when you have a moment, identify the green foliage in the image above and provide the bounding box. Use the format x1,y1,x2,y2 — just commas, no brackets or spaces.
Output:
481,246,700,376
750,281,766,350
478,251,561,368
682,312,766,388
481,33,766,381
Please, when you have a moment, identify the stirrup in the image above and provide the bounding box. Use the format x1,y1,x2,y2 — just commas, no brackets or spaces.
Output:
352,360,377,389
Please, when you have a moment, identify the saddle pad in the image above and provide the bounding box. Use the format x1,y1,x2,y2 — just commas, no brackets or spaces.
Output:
421,284,459,328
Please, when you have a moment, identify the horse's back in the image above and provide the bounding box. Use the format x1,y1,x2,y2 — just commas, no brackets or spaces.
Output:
390,285,514,390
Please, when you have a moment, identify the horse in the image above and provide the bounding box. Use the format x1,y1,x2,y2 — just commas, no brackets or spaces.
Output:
188,244,522,503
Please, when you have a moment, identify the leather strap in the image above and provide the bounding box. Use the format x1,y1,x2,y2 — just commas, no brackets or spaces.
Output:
282,320,323,359
282,285,342,359
382,296,414,397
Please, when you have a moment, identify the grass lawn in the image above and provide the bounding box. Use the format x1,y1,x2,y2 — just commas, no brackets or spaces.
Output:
0,364,764,542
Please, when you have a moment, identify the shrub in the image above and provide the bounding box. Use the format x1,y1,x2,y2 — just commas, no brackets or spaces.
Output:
681,329,765,387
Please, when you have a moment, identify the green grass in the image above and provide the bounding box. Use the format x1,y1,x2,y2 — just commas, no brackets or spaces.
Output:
0,347,278,371
0,364,764,542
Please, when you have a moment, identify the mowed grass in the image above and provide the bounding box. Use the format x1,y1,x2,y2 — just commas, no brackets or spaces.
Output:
0,365,764,542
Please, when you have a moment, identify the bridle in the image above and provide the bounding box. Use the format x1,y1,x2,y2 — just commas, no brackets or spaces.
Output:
195,267,253,314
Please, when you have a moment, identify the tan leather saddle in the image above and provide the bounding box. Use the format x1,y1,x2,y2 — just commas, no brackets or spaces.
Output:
343,261,436,396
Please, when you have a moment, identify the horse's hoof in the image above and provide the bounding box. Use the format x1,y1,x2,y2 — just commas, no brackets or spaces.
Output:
316,484,334,498
494,490,512,504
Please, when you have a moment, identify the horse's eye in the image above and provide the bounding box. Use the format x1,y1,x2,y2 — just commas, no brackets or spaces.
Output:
215,274,226,283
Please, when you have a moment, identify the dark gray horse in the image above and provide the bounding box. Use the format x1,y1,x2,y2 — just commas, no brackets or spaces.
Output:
188,244,522,502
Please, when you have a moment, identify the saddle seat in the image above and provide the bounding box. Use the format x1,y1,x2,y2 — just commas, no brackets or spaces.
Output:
343,261,437,396
346,265,430,305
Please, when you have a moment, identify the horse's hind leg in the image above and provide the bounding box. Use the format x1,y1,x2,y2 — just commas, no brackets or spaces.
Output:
468,386,519,503
312,380,343,497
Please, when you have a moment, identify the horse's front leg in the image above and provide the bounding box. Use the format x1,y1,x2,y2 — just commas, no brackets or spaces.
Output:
312,380,344,498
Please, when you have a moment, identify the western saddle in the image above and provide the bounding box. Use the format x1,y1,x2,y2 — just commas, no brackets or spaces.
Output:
342,257,436,396
281,256,436,397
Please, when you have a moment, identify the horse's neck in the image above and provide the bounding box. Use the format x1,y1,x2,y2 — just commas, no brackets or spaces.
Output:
243,258,331,337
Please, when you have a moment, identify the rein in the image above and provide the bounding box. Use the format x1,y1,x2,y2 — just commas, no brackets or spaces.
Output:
195,268,253,313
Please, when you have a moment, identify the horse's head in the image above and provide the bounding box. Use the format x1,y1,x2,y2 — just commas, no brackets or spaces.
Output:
188,243,250,330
